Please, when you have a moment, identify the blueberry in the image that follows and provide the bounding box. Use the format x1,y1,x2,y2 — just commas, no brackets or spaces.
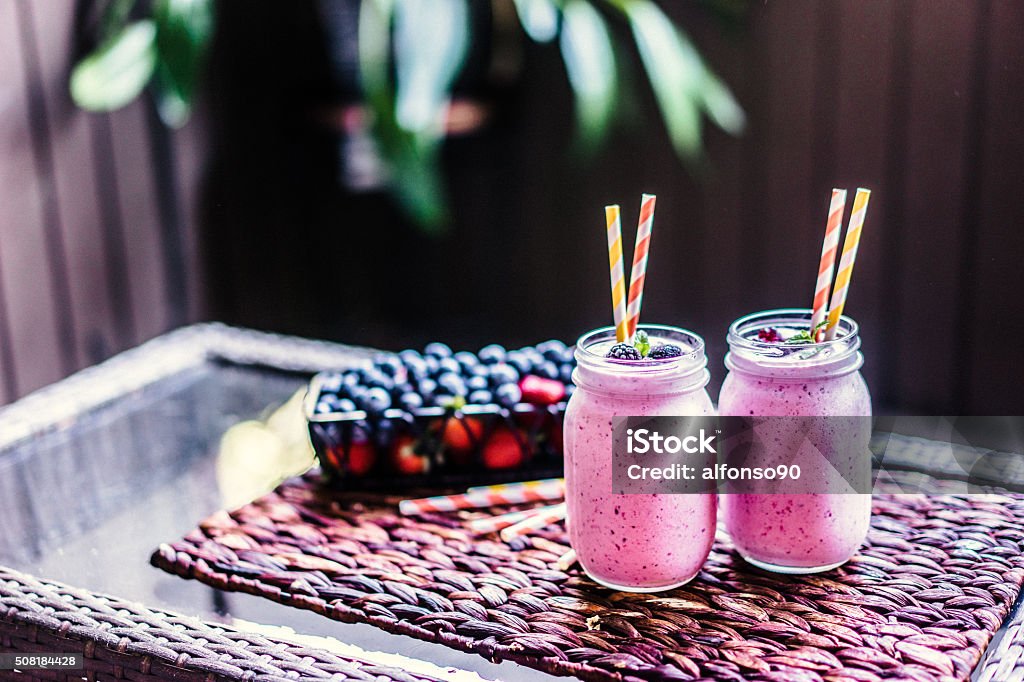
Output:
560,364,574,383
319,373,343,393
374,354,404,377
437,372,467,396
488,363,520,386
494,383,522,407
342,372,361,390
478,344,506,364
468,389,492,405
522,348,544,369
434,393,457,408
505,351,532,375
391,382,414,399
537,339,567,361
363,387,392,414
454,351,479,371
564,384,575,399
358,367,382,385
338,398,357,412
316,394,341,414
399,349,423,364
418,378,437,397
400,392,424,412
469,364,490,378
348,385,368,403
467,375,489,391
424,355,440,375
437,357,462,376
403,357,428,380
560,346,576,365
372,376,395,393
538,361,560,379
424,342,453,358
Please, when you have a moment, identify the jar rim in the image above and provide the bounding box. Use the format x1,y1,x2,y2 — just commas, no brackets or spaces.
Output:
575,324,706,371
727,308,859,354
724,309,862,376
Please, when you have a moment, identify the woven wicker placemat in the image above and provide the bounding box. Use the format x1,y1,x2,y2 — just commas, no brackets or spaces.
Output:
152,473,1024,682
0,565,440,682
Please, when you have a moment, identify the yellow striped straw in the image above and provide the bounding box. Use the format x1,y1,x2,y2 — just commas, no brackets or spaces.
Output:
825,188,871,340
606,205,628,342
467,479,564,496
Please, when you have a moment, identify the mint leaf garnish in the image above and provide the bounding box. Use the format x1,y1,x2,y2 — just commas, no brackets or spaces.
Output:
784,321,829,345
634,330,651,358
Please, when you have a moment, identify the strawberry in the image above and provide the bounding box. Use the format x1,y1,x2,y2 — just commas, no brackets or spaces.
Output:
325,440,375,476
482,428,526,470
390,434,430,475
519,375,566,405
439,416,485,452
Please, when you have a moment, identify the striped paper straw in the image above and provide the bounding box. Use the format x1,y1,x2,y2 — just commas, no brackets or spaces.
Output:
500,503,567,542
606,205,628,343
556,548,577,571
625,194,657,342
810,189,847,341
825,188,871,340
399,488,560,516
466,507,556,534
467,478,564,497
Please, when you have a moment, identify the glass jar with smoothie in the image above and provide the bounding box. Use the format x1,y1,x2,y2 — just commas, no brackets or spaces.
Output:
719,308,872,573
564,324,715,591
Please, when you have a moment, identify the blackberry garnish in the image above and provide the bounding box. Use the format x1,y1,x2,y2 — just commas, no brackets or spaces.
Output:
649,344,684,359
605,344,642,360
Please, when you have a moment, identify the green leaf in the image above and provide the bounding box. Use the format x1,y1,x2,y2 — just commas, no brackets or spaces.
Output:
559,0,617,149
359,0,455,232
358,0,395,103
617,0,703,160
784,321,829,344
700,69,746,135
391,137,450,232
70,20,157,112
393,0,470,133
152,0,214,127
513,0,560,43
634,329,651,357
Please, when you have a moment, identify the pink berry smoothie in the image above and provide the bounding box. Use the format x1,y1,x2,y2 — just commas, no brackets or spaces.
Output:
719,309,872,573
564,325,716,591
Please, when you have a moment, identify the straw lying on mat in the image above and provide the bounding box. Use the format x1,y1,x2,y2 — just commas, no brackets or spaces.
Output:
399,482,563,515
499,503,567,542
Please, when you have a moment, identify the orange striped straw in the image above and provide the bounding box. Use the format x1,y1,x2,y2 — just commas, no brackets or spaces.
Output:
466,507,555,534
398,488,560,516
606,205,628,342
625,194,657,342
556,548,577,571
825,188,871,340
810,189,847,341
499,503,566,542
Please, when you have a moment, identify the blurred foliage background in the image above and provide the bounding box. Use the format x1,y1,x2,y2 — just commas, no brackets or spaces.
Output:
71,0,744,230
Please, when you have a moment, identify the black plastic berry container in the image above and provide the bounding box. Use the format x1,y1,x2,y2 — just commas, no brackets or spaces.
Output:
304,349,572,490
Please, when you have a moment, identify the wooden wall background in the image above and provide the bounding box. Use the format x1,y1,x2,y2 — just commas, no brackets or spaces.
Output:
0,0,204,404
2,0,1023,415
